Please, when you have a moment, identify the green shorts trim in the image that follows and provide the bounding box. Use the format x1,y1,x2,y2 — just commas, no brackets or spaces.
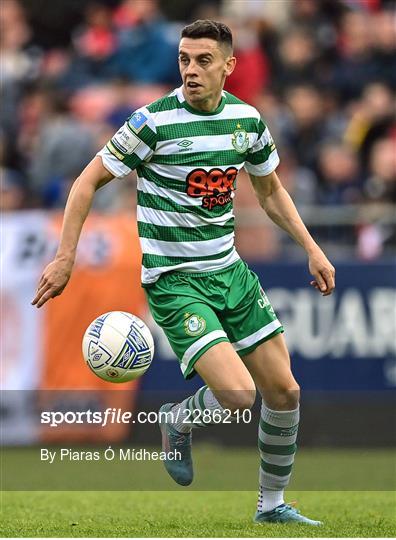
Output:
232,319,283,356
145,260,284,379
182,331,229,379
234,324,284,357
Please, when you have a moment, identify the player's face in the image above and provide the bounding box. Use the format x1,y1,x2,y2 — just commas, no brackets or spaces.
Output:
179,38,236,110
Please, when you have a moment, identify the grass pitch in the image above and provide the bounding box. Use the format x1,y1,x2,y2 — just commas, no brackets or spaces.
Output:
1,490,395,537
1,446,395,537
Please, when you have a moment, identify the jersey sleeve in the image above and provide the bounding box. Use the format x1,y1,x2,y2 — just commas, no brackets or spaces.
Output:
244,119,280,176
97,107,158,178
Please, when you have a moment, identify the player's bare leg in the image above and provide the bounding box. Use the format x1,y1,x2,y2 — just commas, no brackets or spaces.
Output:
194,341,256,408
242,333,321,525
242,333,299,410
159,341,255,485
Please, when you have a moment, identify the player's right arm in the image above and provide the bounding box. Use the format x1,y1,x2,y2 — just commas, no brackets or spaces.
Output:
31,156,114,308
32,107,157,308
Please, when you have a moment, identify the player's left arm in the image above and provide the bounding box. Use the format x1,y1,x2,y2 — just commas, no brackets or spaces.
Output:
249,170,335,296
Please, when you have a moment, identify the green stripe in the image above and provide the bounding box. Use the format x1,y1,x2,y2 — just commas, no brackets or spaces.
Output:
198,387,214,426
107,122,157,172
186,396,198,423
223,91,246,105
260,418,299,437
182,95,226,116
138,191,190,213
137,191,232,218
258,119,266,139
193,389,206,427
142,247,234,269
191,394,202,423
150,149,246,166
260,460,293,477
258,440,297,455
123,153,142,170
147,94,183,113
185,397,193,414
137,165,186,192
190,394,197,413
156,118,260,142
198,387,207,412
125,121,157,150
245,144,273,165
146,90,254,114
138,218,234,242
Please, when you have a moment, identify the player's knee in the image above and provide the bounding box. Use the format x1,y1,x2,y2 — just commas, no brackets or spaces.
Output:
218,388,256,413
264,382,300,410
277,383,300,409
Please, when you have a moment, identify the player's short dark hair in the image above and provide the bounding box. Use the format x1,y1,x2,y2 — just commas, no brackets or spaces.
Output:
181,20,233,51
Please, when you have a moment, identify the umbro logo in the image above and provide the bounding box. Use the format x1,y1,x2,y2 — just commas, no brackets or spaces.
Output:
177,139,193,152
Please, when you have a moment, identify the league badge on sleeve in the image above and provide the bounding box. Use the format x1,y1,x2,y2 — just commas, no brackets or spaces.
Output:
129,111,148,133
111,124,141,155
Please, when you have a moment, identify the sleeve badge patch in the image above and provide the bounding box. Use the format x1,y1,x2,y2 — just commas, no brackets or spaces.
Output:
111,124,141,155
129,111,148,133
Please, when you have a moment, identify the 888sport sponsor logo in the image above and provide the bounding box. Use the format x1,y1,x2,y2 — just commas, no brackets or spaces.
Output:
186,167,238,210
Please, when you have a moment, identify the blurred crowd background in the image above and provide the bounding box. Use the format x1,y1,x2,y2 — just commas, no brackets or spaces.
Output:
1,0,395,456
1,0,395,261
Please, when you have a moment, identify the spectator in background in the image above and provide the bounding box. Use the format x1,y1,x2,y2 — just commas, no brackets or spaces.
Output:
0,0,39,143
113,0,158,28
16,85,52,182
364,138,396,204
254,89,286,148
61,3,117,89
285,0,345,95
331,10,377,102
0,131,28,210
358,137,396,259
0,0,35,87
104,78,139,128
22,87,95,207
316,141,362,206
271,150,320,259
288,0,344,51
224,17,269,105
244,0,339,84
277,151,318,208
313,140,363,248
1,0,394,261
108,0,180,84
281,83,328,169
75,3,117,63
0,173,27,211
371,9,396,89
344,82,396,170
272,28,321,92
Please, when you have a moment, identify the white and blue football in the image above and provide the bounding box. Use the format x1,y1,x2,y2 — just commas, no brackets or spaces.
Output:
82,311,154,382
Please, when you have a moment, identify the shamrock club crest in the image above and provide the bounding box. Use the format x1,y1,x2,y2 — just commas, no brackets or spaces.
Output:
232,124,249,153
183,313,206,337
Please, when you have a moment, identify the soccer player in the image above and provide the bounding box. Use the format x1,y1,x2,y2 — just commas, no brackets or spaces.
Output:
32,20,335,525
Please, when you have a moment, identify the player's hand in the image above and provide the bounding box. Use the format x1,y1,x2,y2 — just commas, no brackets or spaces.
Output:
31,257,74,308
308,248,335,296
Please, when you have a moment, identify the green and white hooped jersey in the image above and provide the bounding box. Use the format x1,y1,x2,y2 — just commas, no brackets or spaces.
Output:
98,86,280,285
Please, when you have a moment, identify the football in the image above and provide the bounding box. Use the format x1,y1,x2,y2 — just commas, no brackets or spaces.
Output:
82,311,154,382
